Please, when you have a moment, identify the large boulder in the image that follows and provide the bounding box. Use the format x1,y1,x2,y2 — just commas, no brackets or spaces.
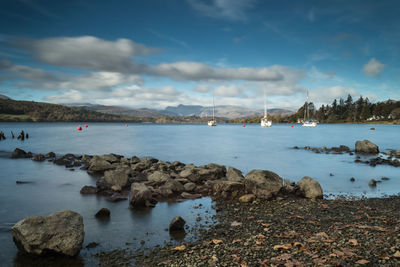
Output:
244,170,283,199
355,140,379,154
88,156,114,173
298,176,323,199
98,154,121,163
11,210,84,256
129,183,157,208
104,167,130,188
226,167,244,182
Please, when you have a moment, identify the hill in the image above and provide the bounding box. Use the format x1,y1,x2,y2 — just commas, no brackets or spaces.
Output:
0,99,143,122
0,94,11,100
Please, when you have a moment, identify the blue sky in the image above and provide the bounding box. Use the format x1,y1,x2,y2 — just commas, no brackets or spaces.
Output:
0,0,399,110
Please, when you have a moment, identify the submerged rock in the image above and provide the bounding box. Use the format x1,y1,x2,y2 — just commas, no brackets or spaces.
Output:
32,154,45,162
80,185,97,194
11,148,32,159
369,179,377,187
95,208,110,219
169,216,186,231
298,176,323,199
355,140,379,154
11,210,84,256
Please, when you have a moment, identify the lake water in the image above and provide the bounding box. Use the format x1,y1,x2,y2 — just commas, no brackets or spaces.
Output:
0,122,399,265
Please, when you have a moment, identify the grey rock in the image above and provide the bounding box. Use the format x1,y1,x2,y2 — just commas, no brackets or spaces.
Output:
11,210,84,256
355,140,379,154
32,154,45,162
368,179,377,187
88,156,114,173
80,185,97,194
104,167,130,188
11,148,31,159
226,167,244,182
181,192,202,199
129,183,157,208
244,169,283,199
184,182,196,192
147,171,170,183
298,176,323,199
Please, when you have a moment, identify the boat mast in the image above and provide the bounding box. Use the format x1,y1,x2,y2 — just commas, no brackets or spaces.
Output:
264,89,267,119
212,94,215,121
304,90,308,122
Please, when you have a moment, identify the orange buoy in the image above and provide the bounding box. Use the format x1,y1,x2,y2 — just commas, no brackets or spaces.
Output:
77,126,82,131
84,124,88,128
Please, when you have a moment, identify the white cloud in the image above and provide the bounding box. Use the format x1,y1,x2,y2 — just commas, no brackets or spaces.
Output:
214,84,244,97
17,36,157,73
187,0,256,21
362,58,385,76
308,66,342,82
309,86,359,103
150,61,284,81
194,84,211,93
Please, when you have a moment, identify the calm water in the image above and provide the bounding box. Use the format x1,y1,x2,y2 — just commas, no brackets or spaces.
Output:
0,122,399,265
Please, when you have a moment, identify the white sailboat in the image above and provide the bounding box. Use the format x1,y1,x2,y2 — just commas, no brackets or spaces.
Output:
302,90,317,127
208,94,217,126
261,90,272,127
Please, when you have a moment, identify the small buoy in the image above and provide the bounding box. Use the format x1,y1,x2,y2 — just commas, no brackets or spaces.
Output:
242,125,246,127
291,125,294,127
77,126,82,131
85,124,88,128
125,124,128,127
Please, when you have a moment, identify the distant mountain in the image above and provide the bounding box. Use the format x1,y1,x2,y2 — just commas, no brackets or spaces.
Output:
161,104,293,119
83,105,164,118
74,103,293,119
0,94,11,100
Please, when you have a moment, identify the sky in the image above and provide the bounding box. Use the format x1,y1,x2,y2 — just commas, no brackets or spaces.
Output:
0,0,399,110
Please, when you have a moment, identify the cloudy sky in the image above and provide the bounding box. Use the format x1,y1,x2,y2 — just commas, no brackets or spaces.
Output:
0,0,399,110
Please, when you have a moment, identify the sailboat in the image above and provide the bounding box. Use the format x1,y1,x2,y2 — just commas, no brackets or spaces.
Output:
207,94,217,126
302,90,317,127
261,90,272,127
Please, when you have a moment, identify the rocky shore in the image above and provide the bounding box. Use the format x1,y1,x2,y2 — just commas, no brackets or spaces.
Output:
8,142,400,266
98,197,400,266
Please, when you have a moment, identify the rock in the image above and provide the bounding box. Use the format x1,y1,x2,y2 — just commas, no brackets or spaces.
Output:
244,170,283,199
106,193,127,202
32,154,45,162
111,185,122,191
104,168,130,188
239,194,255,203
45,152,56,158
11,148,31,159
184,182,196,192
11,210,84,256
226,167,244,182
368,179,377,187
381,177,390,181
282,179,297,194
169,216,186,231
350,177,355,182
355,140,379,154
95,208,110,219
86,242,99,249
211,180,244,198
298,176,323,199
370,127,375,130
53,157,73,166
88,156,114,173
181,192,202,199
99,154,121,163
129,183,157,208
147,171,170,183
80,185,97,194
163,179,185,193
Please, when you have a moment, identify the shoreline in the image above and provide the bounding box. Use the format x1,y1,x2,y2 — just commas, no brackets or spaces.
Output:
6,148,400,266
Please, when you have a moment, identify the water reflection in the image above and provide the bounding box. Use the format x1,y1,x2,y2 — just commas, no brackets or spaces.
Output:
14,252,84,267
